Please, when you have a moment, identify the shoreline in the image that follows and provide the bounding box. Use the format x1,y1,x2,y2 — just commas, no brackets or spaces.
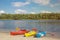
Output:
0,32,60,40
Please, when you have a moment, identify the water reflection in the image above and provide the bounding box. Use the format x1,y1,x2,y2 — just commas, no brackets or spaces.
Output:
0,20,60,32
0,21,4,27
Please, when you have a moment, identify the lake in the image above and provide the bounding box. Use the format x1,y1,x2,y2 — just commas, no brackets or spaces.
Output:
0,20,60,37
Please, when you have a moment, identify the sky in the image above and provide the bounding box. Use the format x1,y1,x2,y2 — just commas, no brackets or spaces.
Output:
0,0,60,14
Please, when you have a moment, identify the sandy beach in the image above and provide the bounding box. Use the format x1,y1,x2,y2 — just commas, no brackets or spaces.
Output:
0,32,60,40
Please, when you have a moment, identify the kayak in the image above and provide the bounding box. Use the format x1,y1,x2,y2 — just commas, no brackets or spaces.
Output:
10,29,29,35
35,32,46,38
24,31,36,37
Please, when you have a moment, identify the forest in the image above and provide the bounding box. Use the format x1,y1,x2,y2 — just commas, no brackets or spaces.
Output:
0,13,60,20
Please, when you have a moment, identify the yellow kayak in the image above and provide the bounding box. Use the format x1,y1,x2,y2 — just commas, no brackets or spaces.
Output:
24,31,36,37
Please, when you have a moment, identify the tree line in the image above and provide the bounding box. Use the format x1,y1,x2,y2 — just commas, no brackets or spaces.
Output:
0,13,60,20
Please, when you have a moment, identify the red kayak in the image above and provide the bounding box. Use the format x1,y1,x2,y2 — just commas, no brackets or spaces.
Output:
10,29,29,35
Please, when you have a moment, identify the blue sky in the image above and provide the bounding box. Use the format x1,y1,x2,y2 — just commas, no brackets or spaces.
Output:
0,0,60,14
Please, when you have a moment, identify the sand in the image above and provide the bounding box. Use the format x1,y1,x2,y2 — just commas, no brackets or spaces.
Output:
0,32,60,40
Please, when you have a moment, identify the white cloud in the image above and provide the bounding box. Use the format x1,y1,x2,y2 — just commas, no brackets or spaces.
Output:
30,12,36,14
12,2,30,7
15,9,27,14
32,0,50,5
40,10,52,13
50,3,60,7
0,10,5,14
50,4,55,7
28,0,60,7
49,0,60,7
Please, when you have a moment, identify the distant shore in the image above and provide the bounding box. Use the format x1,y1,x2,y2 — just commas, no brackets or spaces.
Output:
0,13,60,20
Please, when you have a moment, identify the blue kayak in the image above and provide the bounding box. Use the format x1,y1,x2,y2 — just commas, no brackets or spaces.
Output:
35,32,46,38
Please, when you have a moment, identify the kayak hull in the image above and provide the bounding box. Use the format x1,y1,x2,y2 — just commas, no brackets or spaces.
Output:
35,32,46,38
10,30,29,35
24,31,36,37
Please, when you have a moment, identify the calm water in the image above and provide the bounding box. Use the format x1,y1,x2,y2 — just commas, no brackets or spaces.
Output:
0,20,60,32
